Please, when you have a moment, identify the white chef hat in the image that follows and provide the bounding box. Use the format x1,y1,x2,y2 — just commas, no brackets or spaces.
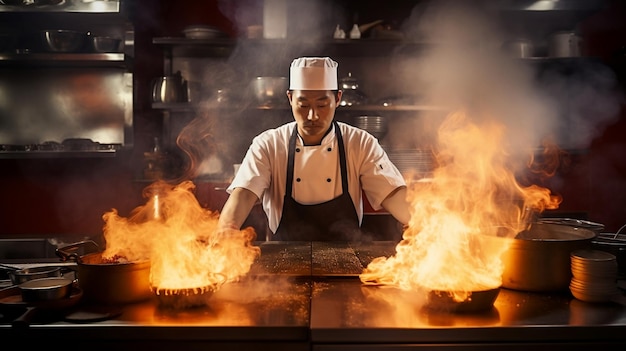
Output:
289,57,338,90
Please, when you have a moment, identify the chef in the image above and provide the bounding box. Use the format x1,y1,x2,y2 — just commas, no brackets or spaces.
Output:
217,57,410,241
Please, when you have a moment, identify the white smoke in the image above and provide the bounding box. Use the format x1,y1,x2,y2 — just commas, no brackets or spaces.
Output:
394,0,622,155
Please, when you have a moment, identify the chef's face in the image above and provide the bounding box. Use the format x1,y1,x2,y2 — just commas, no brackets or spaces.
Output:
287,89,342,145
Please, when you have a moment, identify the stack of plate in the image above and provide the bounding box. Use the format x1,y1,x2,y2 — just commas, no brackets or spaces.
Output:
387,149,435,179
570,249,620,303
355,116,387,139
182,25,225,39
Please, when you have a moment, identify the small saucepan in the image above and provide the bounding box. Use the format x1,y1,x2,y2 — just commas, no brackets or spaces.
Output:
0,277,81,328
0,264,64,285
19,277,73,302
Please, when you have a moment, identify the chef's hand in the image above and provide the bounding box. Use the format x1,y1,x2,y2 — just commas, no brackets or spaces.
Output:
212,225,239,245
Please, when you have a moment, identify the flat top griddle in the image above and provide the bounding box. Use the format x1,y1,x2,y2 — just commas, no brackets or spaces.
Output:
250,241,399,278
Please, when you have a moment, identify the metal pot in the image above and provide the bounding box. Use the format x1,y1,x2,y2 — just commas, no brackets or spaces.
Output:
7,266,62,285
502,39,534,58
56,241,152,305
0,282,82,328
501,223,596,292
19,277,73,302
591,233,626,277
548,31,582,58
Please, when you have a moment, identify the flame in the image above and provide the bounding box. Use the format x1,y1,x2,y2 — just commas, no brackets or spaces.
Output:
101,180,260,295
360,110,561,299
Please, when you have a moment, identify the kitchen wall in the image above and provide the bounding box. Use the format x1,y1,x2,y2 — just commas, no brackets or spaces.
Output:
0,0,625,239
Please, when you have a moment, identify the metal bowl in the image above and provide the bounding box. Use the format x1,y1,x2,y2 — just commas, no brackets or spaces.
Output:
250,76,288,107
41,30,87,52
91,36,121,53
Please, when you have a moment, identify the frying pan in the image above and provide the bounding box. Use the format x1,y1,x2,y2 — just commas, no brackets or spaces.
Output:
426,287,501,313
0,282,82,328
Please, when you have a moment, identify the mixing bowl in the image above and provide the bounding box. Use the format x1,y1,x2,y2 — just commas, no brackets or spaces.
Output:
41,30,88,52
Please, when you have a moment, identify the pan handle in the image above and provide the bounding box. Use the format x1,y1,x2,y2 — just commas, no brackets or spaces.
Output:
12,306,39,329
55,240,100,262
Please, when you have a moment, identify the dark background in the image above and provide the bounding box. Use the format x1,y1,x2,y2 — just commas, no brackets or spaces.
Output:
0,0,625,240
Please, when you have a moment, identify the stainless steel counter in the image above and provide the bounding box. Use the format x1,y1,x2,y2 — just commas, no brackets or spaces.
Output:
310,279,626,349
0,277,312,351
1,241,625,350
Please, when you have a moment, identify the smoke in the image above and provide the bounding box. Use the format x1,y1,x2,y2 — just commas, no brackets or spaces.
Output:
390,0,622,161
177,1,622,194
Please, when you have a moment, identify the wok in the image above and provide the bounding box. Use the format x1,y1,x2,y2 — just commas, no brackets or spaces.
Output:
426,288,500,313
153,285,218,309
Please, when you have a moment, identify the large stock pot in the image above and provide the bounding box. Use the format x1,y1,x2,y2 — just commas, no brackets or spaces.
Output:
56,241,152,304
501,222,596,292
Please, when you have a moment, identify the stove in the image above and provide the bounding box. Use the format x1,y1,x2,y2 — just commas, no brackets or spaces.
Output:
0,241,625,351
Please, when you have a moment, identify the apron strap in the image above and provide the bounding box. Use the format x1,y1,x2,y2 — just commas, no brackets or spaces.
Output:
334,121,349,194
286,125,298,197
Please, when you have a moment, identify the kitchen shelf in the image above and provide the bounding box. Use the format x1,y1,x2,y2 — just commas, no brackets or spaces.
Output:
152,37,437,57
339,104,449,112
152,102,448,112
0,150,119,159
0,0,121,13
0,52,128,67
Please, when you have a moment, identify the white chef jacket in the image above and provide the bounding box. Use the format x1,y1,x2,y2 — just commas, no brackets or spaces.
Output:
227,121,406,233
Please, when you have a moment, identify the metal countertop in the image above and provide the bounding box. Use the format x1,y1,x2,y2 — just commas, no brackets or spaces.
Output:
1,241,625,349
310,279,626,345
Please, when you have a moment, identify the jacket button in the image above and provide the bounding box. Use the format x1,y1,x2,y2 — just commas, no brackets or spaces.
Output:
296,148,301,152
326,178,331,182
327,147,332,152
296,178,301,182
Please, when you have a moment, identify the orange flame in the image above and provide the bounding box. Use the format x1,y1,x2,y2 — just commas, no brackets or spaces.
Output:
360,110,561,299
101,180,260,294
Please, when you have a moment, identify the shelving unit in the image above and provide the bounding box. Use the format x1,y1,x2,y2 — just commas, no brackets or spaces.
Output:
0,2,134,159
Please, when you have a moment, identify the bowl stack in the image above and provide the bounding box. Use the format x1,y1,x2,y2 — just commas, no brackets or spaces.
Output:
387,149,435,180
355,116,387,139
570,249,620,303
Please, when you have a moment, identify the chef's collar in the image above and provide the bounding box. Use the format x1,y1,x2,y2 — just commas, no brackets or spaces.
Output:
296,123,335,146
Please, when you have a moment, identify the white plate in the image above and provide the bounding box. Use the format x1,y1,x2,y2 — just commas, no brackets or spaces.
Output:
183,25,224,39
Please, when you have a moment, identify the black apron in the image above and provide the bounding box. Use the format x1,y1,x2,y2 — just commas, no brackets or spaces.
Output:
273,121,360,241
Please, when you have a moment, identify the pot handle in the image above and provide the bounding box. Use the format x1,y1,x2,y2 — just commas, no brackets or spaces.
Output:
12,306,39,329
55,240,100,262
